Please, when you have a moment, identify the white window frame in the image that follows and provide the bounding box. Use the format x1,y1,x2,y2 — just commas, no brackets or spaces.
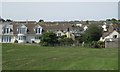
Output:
18,36,26,40
35,36,40,39
17,27,27,34
58,33,61,36
35,27,41,34
2,36,11,42
3,28,10,34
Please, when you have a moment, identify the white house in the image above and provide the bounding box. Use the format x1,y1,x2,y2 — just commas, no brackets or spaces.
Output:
83,25,88,31
56,30,65,37
76,24,82,27
100,30,120,42
0,22,14,43
14,21,43,43
102,24,108,32
0,21,43,43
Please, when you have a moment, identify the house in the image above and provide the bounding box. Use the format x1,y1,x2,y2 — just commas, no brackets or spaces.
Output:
56,30,65,37
0,22,14,43
104,30,120,48
83,25,88,31
102,24,109,32
100,23,120,42
100,30,120,48
1,21,80,43
71,25,84,37
99,23,120,48
40,23,84,40
0,21,43,43
13,21,42,43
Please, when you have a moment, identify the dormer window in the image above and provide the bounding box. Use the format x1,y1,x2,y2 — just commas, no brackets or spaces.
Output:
34,25,42,34
57,33,61,36
3,28,10,34
17,25,27,34
35,28,41,34
18,28,27,34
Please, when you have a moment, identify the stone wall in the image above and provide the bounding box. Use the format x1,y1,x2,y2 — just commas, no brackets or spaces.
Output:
105,38,119,48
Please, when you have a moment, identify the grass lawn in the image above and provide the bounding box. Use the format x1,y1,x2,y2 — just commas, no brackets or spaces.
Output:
2,43,118,70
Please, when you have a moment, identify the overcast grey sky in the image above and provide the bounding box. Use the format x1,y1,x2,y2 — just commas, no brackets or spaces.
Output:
1,2,118,21
118,1,120,19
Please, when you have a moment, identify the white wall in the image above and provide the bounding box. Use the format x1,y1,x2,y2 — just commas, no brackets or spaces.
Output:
108,30,119,38
56,31,65,36
27,35,40,43
0,36,2,43
0,24,3,35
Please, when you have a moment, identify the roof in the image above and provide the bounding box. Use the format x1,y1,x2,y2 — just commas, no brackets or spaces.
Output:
40,23,73,32
102,30,120,38
40,23,84,32
13,22,38,34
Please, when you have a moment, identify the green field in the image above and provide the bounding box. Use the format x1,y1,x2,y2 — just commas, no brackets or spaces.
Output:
2,44,118,70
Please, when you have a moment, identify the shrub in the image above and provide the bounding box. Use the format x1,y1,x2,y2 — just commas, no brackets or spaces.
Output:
40,32,58,46
97,41,105,48
58,38,74,46
89,41,99,48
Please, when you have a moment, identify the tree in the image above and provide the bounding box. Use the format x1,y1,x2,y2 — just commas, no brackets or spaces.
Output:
39,19,44,22
106,19,111,21
111,18,117,24
40,32,58,46
75,34,84,43
0,18,5,22
111,18,117,21
83,24,103,43
118,19,120,22
6,19,12,22
58,37,74,46
86,20,89,24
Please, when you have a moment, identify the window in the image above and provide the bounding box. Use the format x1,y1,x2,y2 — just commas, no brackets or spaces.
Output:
113,35,117,38
35,28,41,34
18,36,26,40
35,36,40,39
58,33,61,36
2,36,11,42
17,28,26,34
3,28,10,34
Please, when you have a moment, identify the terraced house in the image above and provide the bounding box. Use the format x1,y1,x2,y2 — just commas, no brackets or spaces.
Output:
0,21,85,43
0,21,43,43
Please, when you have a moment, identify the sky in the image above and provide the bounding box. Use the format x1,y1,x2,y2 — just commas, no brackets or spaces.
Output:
118,1,120,19
0,0,119,21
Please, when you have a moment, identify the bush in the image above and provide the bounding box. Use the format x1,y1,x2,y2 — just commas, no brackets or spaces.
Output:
40,32,58,46
58,38,74,46
87,41,105,48
89,41,99,48
40,42,48,46
97,41,105,48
